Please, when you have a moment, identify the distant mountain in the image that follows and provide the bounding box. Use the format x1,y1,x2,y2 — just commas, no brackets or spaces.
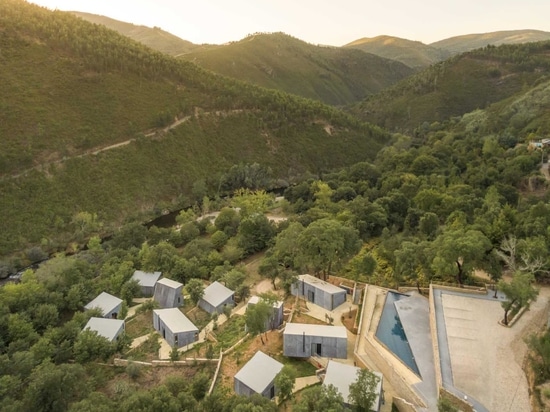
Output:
349,40,550,133
430,29,550,55
71,11,199,56
343,35,450,69
178,32,414,106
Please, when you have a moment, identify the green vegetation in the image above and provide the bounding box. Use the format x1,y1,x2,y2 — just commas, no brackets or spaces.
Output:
430,29,550,55
3,2,550,410
0,0,389,259
71,11,199,56
351,40,550,133
179,32,414,105
344,35,450,69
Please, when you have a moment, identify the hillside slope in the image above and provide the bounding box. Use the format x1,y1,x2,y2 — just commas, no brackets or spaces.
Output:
70,11,199,56
349,41,550,132
0,0,390,257
344,35,450,69
431,29,550,55
178,32,414,106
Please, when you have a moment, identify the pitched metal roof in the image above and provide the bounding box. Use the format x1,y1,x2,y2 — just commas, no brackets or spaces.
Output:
156,277,183,289
283,322,347,338
131,270,162,287
84,317,124,342
234,351,283,394
153,308,198,333
84,292,122,315
297,274,347,295
202,281,234,308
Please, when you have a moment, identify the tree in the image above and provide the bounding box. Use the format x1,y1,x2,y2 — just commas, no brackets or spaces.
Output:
237,213,276,255
215,207,241,237
498,272,539,325
346,247,377,282
292,384,344,412
73,329,115,363
274,365,296,405
223,268,247,291
269,222,305,269
139,241,180,275
431,229,492,285
258,254,279,289
191,372,210,401
394,241,432,291
245,300,272,343
297,218,361,280
186,278,204,306
348,369,380,411
120,279,141,306
23,361,88,412
231,188,273,217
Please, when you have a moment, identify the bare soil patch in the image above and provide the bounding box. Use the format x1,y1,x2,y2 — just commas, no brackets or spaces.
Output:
219,330,283,392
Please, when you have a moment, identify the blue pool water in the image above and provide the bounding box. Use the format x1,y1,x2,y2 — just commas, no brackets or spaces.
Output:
375,292,421,376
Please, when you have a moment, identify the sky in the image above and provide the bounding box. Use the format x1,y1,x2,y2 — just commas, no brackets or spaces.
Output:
27,0,550,46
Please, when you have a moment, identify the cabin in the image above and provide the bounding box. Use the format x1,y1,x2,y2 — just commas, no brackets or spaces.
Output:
283,323,347,359
247,295,284,330
130,270,162,297
291,274,347,310
83,317,125,343
153,278,184,308
153,308,199,348
198,281,234,314
234,351,283,399
84,292,123,319
323,360,383,411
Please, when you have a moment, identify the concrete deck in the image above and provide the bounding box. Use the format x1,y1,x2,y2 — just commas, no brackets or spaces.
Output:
394,292,438,409
433,286,550,412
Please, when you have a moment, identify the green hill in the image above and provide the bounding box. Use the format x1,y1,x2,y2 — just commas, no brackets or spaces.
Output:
349,41,550,133
70,11,199,56
178,32,414,106
344,35,450,69
0,0,390,257
431,29,550,55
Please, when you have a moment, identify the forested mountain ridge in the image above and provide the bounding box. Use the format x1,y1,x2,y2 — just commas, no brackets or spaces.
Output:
70,11,200,56
343,35,451,69
430,29,550,55
344,30,550,69
177,32,414,106
349,40,550,133
0,0,390,257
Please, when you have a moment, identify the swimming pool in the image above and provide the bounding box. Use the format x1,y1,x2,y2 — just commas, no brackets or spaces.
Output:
375,291,421,376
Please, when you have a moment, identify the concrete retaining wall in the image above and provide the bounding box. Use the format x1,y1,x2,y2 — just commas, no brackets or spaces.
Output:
393,397,418,412
428,284,443,393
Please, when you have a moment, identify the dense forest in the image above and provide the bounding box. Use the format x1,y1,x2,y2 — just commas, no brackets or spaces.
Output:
0,0,388,258
2,1,550,411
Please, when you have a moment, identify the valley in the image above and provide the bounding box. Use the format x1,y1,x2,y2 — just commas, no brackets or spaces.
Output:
1,1,550,411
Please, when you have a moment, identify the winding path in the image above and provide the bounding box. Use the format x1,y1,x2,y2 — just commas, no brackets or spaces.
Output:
3,109,243,181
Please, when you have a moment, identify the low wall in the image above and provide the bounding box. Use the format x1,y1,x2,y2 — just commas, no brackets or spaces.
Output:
393,397,418,412
430,282,487,295
428,284,443,392
439,388,474,412
208,350,223,395
114,358,218,367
